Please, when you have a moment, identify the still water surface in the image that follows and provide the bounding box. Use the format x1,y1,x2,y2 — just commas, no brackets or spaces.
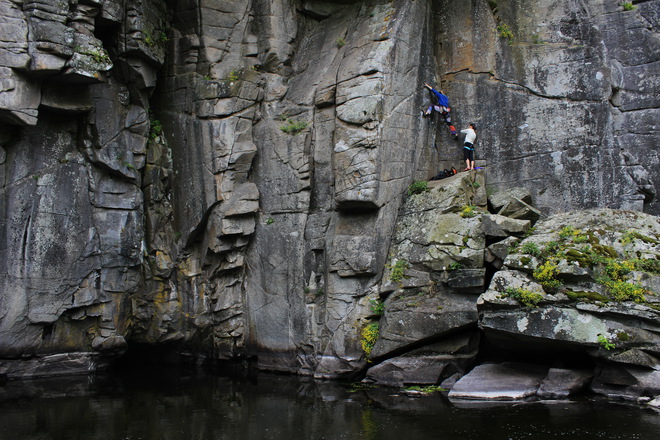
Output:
0,371,658,440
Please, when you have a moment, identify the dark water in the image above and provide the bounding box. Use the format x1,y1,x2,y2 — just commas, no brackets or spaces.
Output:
1,371,658,440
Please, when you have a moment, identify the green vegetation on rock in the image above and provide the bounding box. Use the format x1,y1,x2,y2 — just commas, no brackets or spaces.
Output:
361,321,379,358
497,23,514,43
150,119,163,140
388,259,408,283
460,205,477,218
408,181,428,196
404,385,446,394
369,298,385,316
516,224,657,303
503,287,544,307
533,260,561,292
597,334,616,350
521,241,541,257
280,119,309,135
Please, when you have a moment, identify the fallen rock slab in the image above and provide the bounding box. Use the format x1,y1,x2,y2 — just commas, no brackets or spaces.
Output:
537,368,593,399
448,363,548,401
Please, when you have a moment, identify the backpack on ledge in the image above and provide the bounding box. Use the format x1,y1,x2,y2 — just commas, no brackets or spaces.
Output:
429,167,457,181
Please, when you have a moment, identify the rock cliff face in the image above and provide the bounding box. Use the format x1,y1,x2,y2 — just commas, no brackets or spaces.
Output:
0,0,658,401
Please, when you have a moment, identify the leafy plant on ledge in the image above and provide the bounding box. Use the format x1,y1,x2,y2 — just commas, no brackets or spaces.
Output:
227,70,240,81
597,334,616,350
497,23,514,43
621,2,636,11
369,298,385,316
150,119,163,140
280,119,308,135
533,259,562,292
460,205,477,218
448,261,462,271
407,181,428,196
388,259,409,283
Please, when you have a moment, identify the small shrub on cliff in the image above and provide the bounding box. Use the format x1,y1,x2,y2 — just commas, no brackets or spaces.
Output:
369,298,385,316
597,334,616,350
280,119,308,135
150,119,163,140
460,205,477,218
621,2,636,11
407,181,428,196
631,258,660,275
559,226,577,240
497,23,514,43
448,261,462,271
361,321,379,357
521,241,541,257
227,70,240,81
621,230,657,245
605,260,635,281
336,37,346,48
388,259,409,283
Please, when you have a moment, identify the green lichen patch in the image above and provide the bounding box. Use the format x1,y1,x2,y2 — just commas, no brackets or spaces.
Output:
564,290,610,303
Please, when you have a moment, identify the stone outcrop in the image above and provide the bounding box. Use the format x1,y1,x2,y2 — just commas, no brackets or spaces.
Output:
360,172,485,385
0,0,658,405
476,208,660,401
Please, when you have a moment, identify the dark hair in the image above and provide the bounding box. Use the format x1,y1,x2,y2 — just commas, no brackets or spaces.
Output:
470,123,476,130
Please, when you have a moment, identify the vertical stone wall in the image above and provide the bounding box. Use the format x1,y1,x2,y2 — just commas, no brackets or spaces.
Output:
432,0,658,216
0,0,169,377
0,0,658,380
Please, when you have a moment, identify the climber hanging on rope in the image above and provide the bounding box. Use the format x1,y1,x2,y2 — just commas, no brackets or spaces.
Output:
423,83,458,138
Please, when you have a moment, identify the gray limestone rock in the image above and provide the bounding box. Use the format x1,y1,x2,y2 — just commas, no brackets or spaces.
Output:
366,332,479,386
489,187,534,212
478,208,660,400
482,214,531,238
537,368,593,399
449,363,549,401
591,365,660,401
497,198,542,224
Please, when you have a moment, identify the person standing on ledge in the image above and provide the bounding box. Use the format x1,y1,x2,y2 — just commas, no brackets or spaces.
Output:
461,123,477,171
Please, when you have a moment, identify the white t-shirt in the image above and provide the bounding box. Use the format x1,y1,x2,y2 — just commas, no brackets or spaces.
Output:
461,128,476,144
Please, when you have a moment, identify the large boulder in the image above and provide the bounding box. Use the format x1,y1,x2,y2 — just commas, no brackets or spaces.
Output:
478,209,660,400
